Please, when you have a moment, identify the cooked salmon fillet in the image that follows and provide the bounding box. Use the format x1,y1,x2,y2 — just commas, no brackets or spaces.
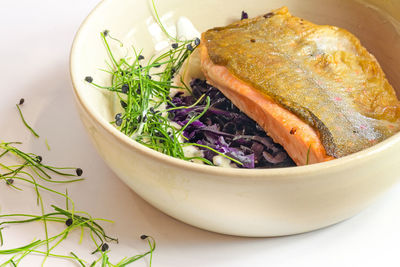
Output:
200,43,333,165
200,6,400,165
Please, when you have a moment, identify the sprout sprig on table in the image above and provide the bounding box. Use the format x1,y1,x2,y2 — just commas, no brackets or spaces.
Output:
0,136,155,266
0,141,155,266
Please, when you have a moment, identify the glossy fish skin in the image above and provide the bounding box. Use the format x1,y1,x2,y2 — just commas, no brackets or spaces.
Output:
202,7,400,158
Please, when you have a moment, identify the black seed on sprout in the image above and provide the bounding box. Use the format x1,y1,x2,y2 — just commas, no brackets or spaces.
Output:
142,115,147,123
194,38,200,46
6,178,14,185
121,70,131,76
138,55,145,60
149,107,155,114
186,44,194,51
121,84,129,93
140,235,148,240
171,67,176,74
120,100,127,109
115,113,122,120
36,155,42,163
147,75,152,80
116,118,123,126
153,63,161,68
103,30,109,37
101,243,109,252
19,98,25,105
84,76,93,83
241,11,249,20
65,218,73,226
171,43,178,49
76,168,83,176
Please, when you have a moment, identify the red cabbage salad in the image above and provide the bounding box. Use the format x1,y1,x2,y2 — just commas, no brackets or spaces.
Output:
168,79,294,168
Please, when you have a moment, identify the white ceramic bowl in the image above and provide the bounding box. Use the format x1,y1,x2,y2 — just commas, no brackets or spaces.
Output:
70,0,400,236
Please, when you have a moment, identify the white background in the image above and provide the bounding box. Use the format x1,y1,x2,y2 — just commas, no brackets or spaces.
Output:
0,1,400,266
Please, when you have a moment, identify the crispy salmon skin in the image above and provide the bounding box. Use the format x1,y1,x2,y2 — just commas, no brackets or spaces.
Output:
200,6,400,164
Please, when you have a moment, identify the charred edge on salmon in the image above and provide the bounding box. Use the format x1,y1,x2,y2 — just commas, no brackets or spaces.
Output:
263,12,274,19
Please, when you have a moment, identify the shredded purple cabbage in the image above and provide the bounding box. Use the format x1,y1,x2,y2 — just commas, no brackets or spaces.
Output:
168,79,295,168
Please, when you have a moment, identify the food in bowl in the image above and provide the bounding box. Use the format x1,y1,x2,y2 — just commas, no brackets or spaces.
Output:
71,0,400,237
87,5,400,168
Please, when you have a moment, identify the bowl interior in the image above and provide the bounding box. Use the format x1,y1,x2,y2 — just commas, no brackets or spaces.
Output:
71,0,400,169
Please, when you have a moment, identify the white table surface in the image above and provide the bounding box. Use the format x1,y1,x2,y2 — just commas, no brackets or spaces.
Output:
1,1,400,266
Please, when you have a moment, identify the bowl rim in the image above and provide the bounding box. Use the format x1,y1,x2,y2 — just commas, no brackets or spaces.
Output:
69,0,400,178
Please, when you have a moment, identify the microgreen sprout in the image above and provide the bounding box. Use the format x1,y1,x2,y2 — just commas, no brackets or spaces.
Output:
0,142,155,266
16,101,39,138
87,21,244,166
87,29,214,162
151,0,178,42
45,139,51,151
